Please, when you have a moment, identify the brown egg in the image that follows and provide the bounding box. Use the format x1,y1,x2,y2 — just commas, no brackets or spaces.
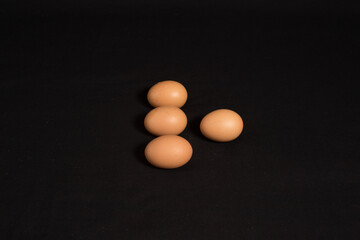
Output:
147,80,188,108
145,135,193,169
200,109,244,142
144,106,187,136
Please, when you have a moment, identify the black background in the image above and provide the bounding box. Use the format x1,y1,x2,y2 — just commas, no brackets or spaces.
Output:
1,1,360,239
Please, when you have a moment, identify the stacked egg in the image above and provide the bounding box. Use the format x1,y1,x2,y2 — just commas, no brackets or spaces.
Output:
144,81,193,169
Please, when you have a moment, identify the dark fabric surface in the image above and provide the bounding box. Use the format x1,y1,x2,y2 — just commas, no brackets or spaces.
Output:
1,2,360,239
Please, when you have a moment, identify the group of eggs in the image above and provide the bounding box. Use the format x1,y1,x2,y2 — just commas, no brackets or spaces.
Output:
144,80,244,169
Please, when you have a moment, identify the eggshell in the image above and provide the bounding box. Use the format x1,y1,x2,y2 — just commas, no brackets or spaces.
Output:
144,106,187,136
147,80,188,107
200,109,243,142
145,135,193,169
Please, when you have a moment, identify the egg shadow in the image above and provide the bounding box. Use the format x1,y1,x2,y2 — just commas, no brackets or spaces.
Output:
188,115,213,142
134,87,152,135
133,87,157,168
133,113,150,135
137,87,151,108
133,142,155,167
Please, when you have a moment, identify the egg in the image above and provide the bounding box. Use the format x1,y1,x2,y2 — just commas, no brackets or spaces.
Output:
200,109,244,142
147,80,188,108
144,106,187,136
145,135,193,169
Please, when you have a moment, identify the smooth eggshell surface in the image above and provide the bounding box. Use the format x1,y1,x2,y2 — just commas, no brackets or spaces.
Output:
147,80,188,108
145,135,193,169
200,109,243,142
144,106,187,136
